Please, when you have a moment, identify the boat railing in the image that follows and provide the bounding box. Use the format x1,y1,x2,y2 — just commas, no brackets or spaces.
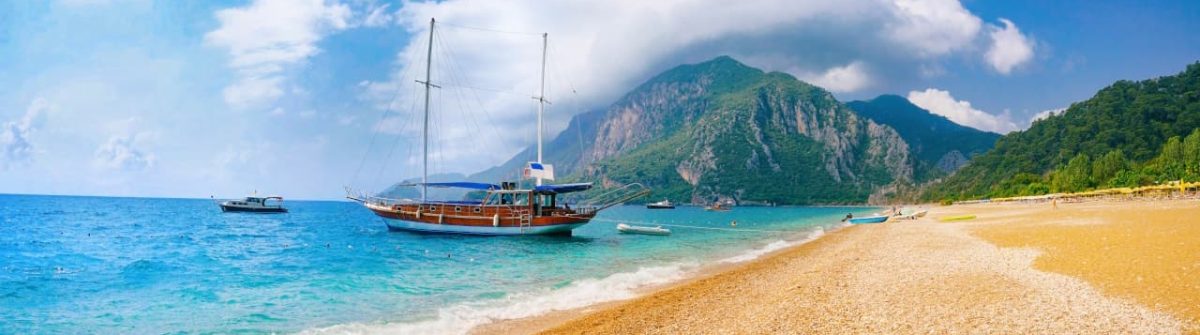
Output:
577,183,651,213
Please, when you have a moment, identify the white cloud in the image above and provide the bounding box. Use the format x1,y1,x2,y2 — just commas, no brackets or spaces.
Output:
362,3,393,27
94,133,156,171
205,0,351,109
1030,107,1065,124
799,61,872,93
1,98,50,169
222,76,285,108
907,88,1018,133
361,0,1017,172
886,0,983,56
985,18,1034,75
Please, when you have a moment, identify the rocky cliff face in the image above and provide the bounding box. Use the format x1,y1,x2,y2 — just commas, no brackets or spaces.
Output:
475,56,915,204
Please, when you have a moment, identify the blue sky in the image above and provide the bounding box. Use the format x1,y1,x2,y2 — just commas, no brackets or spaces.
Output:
1,0,1197,199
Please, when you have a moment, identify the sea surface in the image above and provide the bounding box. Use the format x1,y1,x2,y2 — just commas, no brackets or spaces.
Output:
0,194,877,334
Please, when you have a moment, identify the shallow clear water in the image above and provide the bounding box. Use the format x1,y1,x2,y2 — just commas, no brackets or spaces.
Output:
0,194,876,333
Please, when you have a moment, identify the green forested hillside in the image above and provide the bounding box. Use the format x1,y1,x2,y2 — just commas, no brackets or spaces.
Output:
586,57,910,204
847,95,1000,180
924,62,1200,201
477,56,914,205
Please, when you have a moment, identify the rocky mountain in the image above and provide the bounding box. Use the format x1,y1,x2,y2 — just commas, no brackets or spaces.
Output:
923,61,1200,201
473,56,915,204
846,95,1000,179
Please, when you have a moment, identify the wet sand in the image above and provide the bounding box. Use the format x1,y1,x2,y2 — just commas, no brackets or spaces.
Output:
477,198,1198,334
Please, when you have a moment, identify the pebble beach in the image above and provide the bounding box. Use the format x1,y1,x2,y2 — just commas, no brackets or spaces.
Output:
477,198,1200,334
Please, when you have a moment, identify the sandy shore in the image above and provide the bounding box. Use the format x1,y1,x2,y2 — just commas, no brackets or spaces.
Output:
475,198,1199,334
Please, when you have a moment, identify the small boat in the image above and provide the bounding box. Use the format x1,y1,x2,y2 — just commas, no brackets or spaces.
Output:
218,196,288,213
617,223,671,236
704,202,731,211
646,199,675,209
895,210,928,220
939,215,976,222
848,215,888,224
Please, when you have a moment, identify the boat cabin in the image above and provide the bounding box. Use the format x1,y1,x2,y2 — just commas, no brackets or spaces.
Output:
477,182,594,217
229,197,282,207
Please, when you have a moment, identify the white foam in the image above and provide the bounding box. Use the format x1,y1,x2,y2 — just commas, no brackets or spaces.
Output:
718,227,826,264
299,262,696,335
302,225,843,335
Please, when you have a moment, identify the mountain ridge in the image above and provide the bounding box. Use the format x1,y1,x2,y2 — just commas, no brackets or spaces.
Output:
846,94,1001,180
923,61,1200,201
469,56,1006,204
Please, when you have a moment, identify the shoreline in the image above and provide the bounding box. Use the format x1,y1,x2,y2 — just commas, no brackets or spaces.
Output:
481,197,1197,334
470,224,854,335
299,208,863,335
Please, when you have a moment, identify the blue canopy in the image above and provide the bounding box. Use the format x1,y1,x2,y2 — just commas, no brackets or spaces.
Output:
417,182,501,190
534,182,593,194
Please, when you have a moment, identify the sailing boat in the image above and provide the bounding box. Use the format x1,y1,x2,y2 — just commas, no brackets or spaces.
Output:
347,18,646,235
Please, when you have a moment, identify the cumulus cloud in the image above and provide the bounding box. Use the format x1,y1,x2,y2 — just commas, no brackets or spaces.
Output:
205,0,351,109
985,18,1034,75
886,0,982,56
94,133,156,171
359,0,1032,172
1,98,50,169
907,88,1018,133
1030,107,1065,124
800,61,872,93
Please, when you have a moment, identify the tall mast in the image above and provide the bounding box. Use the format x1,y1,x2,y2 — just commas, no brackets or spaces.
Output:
419,18,436,201
535,33,548,186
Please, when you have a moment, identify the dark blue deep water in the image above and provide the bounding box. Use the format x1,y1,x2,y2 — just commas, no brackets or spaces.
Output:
0,194,874,334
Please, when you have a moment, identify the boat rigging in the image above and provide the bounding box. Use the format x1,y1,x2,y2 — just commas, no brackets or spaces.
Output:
346,18,647,235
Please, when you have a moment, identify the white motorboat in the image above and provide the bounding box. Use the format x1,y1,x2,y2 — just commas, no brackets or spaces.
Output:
217,195,288,213
617,223,671,236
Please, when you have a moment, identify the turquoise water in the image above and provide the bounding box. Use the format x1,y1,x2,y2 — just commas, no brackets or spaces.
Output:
0,194,875,333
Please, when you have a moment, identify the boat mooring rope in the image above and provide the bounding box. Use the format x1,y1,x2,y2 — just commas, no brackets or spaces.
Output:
589,218,795,233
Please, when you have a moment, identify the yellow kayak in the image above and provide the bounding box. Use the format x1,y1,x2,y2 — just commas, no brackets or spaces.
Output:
939,215,976,222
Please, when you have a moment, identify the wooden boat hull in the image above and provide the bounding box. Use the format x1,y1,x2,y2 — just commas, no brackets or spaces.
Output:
848,216,888,224
382,217,585,235
365,202,593,236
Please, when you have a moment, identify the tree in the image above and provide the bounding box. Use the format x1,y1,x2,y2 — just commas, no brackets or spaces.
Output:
1053,153,1093,193
1158,136,1186,180
1183,128,1200,178
1091,149,1127,186
1160,136,1185,164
